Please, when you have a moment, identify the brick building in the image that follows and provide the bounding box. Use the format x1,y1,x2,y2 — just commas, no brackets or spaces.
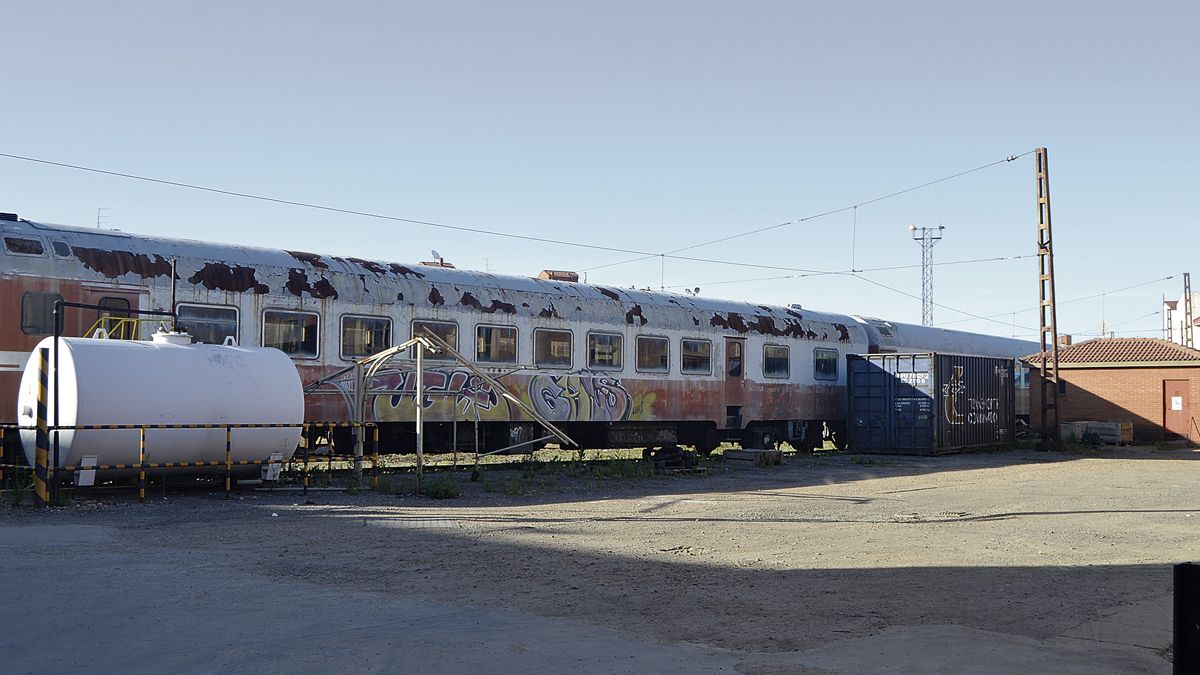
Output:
1024,338,1200,443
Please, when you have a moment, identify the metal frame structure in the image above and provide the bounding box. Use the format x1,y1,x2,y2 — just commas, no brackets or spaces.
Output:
1034,148,1061,448
304,331,575,490
910,225,944,326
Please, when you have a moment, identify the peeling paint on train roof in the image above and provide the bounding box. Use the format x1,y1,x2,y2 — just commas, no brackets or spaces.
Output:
285,269,339,300
348,257,388,275
187,262,270,294
459,291,516,314
72,247,174,280
3,217,878,345
625,304,648,326
285,250,329,269
389,263,425,278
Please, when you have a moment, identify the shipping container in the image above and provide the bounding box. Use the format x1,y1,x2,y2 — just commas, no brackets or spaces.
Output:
847,353,1015,454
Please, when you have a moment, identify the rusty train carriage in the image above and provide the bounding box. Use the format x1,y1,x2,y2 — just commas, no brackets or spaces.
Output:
1,213,1038,455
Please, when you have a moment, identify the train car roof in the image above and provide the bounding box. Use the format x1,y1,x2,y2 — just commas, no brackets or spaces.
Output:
3,217,865,334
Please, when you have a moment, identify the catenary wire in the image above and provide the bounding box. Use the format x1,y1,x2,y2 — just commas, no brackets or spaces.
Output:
581,150,1036,273
935,275,1177,327
0,149,1037,279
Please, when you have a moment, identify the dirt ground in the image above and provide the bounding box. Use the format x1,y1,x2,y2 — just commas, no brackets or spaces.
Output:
2,446,1196,673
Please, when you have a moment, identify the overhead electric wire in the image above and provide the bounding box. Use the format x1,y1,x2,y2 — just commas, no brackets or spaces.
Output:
0,149,1038,280
849,273,1041,332
664,253,1035,290
581,149,1036,273
0,151,659,257
935,275,1177,327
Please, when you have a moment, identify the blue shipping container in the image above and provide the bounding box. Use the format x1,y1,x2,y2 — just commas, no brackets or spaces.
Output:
847,353,1015,454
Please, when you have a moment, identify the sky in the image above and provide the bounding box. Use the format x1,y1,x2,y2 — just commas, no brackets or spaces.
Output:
3,1,1196,341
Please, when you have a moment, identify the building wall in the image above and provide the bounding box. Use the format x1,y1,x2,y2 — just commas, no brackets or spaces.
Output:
1027,364,1200,442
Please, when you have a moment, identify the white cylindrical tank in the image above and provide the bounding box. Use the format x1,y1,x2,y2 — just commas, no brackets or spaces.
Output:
16,333,303,474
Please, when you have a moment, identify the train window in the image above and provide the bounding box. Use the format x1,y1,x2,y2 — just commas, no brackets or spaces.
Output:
764,345,790,379
21,292,64,335
263,310,320,358
99,297,131,317
4,237,44,256
814,348,839,381
587,332,623,370
681,339,712,374
476,325,517,364
534,328,572,368
177,304,239,345
412,320,457,360
636,336,669,373
51,240,72,257
727,340,743,377
341,316,391,359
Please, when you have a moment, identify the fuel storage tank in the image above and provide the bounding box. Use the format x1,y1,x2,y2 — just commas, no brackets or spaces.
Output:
16,332,303,474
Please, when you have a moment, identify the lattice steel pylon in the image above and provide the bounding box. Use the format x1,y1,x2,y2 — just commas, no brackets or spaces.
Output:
1035,148,1061,448
910,225,944,325
1185,272,1195,349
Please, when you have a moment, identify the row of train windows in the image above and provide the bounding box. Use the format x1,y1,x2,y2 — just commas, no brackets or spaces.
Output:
18,294,841,380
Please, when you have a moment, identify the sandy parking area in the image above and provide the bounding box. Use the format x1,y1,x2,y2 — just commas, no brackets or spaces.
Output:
2,446,1196,673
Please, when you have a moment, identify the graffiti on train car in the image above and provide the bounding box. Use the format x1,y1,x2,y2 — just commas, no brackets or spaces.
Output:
375,368,513,421
528,372,634,422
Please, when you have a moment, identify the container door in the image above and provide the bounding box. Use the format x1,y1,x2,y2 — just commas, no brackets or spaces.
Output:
724,337,746,428
1164,380,1190,439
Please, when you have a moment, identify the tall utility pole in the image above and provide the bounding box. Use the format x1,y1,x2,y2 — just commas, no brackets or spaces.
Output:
1185,272,1195,349
910,225,945,325
1035,148,1061,448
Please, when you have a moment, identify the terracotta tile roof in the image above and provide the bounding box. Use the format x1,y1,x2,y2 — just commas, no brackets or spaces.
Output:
1023,338,1200,364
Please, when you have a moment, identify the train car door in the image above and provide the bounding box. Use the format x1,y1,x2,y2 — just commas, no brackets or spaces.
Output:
83,289,141,339
724,337,746,428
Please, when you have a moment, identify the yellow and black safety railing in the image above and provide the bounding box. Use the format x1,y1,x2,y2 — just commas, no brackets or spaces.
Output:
0,419,380,506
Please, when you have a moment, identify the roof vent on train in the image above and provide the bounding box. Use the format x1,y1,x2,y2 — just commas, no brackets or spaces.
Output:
537,270,579,282
0,212,18,222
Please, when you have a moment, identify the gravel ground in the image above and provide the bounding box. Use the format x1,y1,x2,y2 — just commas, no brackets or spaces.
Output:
2,446,1196,673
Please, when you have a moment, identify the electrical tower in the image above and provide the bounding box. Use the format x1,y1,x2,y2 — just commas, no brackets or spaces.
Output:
909,225,944,325
1185,272,1195,349
1034,148,1061,448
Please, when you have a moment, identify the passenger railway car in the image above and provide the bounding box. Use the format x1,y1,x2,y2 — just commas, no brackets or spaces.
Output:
1,213,1037,456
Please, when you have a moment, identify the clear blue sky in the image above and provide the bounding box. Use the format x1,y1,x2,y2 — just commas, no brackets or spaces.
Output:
3,1,1195,340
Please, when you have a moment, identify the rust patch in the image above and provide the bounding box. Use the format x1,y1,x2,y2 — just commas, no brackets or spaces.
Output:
597,287,621,301
785,308,803,320
711,312,823,340
285,269,339,299
188,262,269,294
538,304,561,319
389,263,425,279
428,287,445,306
459,291,516,314
285,250,329,269
311,278,338,299
834,323,851,342
521,302,530,308
73,247,174,279
396,292,405,301
348,257,387,275
693,317,700,326
625,304,648,326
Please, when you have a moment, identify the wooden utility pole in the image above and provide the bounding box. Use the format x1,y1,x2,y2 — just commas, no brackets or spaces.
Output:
1035,148,1061,448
